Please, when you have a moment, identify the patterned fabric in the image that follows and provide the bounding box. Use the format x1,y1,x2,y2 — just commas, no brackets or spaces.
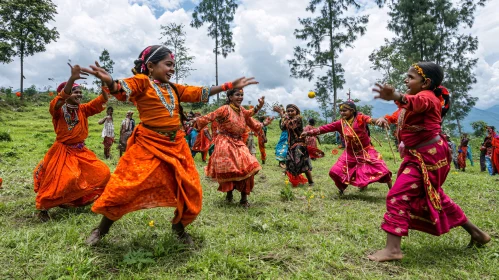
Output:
192,127,212,152
458,146,467,169
195,105,263,193
382,140,467,236
92,124,202,225
281,115,312,175
119,118,135,152
246,131,256,155
34,95,109,210
61,104,79,130
275,130,289,162
381,90,468,237
111,74,208,131
313,114,391,191
101,117,115,138
304,125,324,159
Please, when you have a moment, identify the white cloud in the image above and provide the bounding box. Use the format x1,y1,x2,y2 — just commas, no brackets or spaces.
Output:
0,0,498,111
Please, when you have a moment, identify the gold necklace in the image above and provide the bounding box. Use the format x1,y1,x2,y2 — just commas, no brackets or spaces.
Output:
229,103,240,113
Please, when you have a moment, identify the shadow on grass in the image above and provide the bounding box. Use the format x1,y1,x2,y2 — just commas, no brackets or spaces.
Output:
339,191,386,204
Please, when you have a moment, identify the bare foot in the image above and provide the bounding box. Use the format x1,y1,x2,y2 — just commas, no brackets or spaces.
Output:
367,248,403,262
38,211,50,222
177,232,194,246
467,232,491,248
86,228,104,246
240,201,250,208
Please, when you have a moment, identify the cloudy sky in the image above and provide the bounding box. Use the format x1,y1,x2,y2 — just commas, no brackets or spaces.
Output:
0,0,498,110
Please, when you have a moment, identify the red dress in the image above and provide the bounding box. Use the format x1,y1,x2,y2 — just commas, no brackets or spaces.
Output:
381,90,467,236
303,125,324,159
309,113,391,191
195,105,264,194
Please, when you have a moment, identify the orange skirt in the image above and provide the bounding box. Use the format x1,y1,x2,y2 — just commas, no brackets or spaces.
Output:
33,142,110,210
91,124,202,226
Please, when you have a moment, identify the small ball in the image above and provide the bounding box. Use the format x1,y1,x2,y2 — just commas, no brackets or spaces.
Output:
308,91,316,98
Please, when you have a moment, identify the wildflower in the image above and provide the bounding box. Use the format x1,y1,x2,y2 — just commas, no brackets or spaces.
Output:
149,220,155,227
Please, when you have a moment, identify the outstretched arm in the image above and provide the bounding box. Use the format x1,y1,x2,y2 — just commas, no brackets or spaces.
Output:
54,63,88,111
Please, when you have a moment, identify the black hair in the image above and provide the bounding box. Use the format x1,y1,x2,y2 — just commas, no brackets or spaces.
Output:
132,45,187,125
340,101,357,117
415,62,449,118
107,106,113,111
132,45,173,76
308,118,315,126
226,89,242,104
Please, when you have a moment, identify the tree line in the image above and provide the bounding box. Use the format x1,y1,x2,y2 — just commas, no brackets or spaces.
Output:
0,0,490,135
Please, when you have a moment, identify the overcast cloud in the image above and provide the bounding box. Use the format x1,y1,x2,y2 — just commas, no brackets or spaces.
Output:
0,0,498,110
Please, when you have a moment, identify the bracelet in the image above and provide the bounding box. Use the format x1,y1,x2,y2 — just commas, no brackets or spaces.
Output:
221,82,234,91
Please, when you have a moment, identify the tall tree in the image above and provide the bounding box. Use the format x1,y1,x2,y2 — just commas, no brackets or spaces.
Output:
0,0,59,100
160,23,195,84
191,0,238,101
288,0,383,119
93,49,115,88
370,0,486,134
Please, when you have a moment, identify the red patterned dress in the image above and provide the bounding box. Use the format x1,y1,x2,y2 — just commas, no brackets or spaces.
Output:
195,105,264,194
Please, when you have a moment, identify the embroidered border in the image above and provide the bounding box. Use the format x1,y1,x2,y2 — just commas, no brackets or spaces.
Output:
62,104,79,131
150,81,175,116
201,86,211,103
426,158,448,171
118,80,132,101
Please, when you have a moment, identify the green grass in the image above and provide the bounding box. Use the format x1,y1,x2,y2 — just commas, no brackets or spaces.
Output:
0,98,498,279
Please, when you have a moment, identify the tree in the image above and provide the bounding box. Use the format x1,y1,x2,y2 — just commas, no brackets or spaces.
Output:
288,0,383,120
369,0,486,134
302,109,323,125
471,120,488,137
0,0,59,100
93,49,114,88
160,23,195,84
191,0,238,101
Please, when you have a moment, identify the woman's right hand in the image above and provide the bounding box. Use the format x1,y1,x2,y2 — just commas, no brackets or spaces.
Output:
81,61,113,87
375,117,388,128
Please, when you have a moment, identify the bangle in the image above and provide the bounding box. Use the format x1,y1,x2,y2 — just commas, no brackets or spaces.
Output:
221,82,234,91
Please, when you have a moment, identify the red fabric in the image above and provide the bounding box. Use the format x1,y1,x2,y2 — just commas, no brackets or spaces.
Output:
458,146,467,169
492,136,499,173
304,125,324,159
397,91,442,147
192,127,211,152
381,140,467,236
316,114,391,190
286,171,308,187
91,124,202,226
384,108,402,124
218,175,255,194
103,136,114,148
195,105,263,192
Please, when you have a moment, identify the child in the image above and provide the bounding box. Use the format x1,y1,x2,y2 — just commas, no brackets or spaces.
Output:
302,101,392,194
33,63,110,221
82,45,258,245
303,118,324,160
118,111,135,157
193,90,268,206
98,106,114,159
276,104,314,186
368,62,490,262
274,105,289,169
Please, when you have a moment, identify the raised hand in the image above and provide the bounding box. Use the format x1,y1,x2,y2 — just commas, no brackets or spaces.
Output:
257,96,265,108
372,83,399,101
68,63,88,81
232,77,259,89
81,61,113,87
272,105,283,114
375,117,389,128
300,132,308,138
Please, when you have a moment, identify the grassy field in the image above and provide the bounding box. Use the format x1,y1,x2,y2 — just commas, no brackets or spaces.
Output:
0,97,498,279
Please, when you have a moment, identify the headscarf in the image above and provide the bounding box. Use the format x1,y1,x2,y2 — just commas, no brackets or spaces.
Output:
57,82,80,93
286,104,300,115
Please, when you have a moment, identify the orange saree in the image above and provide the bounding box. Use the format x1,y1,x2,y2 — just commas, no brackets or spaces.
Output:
33,94,110,210
92,74,210,226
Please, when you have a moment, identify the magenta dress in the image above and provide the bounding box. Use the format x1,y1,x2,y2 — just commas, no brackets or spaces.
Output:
310,113,392,191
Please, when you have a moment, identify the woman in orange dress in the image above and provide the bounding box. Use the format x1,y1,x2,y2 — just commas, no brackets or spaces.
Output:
82,45,258,245
33,64,110,221
193,89,268,206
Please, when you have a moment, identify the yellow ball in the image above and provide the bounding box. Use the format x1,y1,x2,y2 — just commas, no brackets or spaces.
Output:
308,91,316,98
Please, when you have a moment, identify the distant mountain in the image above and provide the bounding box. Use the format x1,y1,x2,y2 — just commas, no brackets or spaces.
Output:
364,100,499,133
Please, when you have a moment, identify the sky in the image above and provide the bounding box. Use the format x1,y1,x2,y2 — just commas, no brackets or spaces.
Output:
0,0,498,110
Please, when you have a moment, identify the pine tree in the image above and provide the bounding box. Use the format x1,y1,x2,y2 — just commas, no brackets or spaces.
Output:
288,0,383,120
191,0,238,101
0,0,59,100
160,23,195,84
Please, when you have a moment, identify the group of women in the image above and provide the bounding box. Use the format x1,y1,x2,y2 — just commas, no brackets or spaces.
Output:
31,44,490,262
